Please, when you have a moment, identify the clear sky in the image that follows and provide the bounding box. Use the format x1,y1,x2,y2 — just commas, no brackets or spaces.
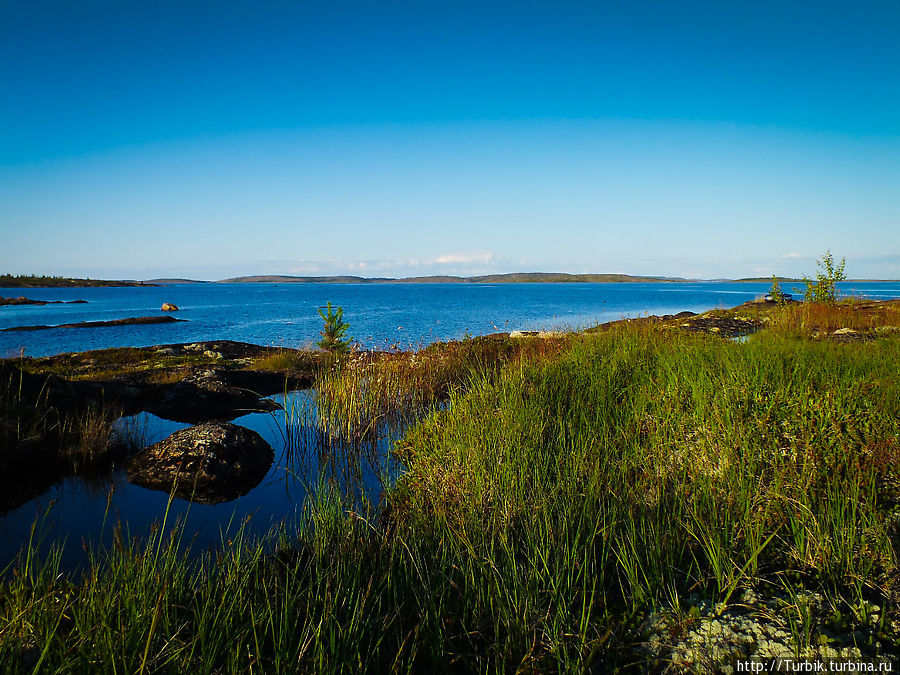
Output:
2,0,898,280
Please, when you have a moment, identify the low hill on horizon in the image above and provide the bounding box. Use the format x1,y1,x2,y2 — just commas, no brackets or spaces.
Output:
3,272,896,287
0,274,150,288
215,272,683,284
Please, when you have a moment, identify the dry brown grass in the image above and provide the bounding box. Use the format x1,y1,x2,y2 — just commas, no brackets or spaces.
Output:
767,299,900,337
251,349,319,373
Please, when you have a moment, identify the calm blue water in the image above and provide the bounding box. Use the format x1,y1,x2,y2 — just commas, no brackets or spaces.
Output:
2,280,899,568
3,280,899,358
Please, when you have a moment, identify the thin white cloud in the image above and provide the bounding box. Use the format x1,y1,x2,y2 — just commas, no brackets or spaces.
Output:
780,253,803,259
434,251,495,265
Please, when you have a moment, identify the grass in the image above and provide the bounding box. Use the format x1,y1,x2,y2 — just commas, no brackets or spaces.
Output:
250,348,320,374
766,299,900,337
315,334,571,439
1,312,899,671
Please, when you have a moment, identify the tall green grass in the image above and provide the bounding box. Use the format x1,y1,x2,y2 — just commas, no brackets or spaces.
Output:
2,326,898,671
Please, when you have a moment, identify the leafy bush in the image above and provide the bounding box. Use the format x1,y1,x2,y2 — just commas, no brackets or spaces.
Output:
803,251,846,304
768,275,788,303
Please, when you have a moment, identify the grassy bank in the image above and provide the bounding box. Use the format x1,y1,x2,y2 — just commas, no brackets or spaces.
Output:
1,306,899,671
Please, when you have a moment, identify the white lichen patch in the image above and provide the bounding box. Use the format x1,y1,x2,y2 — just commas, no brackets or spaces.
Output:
640,589,893,673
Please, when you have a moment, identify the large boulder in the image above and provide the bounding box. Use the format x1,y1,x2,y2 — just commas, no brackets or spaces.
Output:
161,303,179,311
127,422,273,504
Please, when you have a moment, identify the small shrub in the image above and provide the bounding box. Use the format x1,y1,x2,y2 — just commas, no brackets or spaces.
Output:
803,251,846,304
768,275,788,304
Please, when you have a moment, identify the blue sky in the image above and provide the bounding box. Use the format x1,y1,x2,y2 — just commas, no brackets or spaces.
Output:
2,1,898,279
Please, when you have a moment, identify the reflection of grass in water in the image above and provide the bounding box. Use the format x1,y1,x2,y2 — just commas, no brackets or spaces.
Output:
269,389,402,512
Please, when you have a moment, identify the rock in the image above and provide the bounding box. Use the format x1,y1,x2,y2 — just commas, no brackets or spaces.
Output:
156,347,178,356
161,303,179,311
127,422,273,504
146,368,280,423
829,327,875,343
2,316,186,332
509,330,563,339
203,350,223,359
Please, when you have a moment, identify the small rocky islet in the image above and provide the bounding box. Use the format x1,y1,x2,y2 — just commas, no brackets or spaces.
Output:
1,296,88,306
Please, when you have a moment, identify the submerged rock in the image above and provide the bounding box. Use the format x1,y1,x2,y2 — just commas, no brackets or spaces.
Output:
127,422,273,504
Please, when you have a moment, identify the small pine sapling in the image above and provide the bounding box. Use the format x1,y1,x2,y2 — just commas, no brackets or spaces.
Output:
317,302,352,354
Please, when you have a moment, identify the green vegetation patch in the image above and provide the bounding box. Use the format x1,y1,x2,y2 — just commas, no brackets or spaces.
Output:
2,323,899,671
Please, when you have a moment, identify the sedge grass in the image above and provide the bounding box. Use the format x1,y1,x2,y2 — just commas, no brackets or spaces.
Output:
1,325,898,671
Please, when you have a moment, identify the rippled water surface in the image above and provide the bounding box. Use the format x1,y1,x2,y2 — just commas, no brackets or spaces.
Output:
3,280,897,358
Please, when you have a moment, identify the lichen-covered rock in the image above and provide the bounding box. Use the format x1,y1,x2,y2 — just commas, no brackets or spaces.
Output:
127,423,273,504
640,589,890,673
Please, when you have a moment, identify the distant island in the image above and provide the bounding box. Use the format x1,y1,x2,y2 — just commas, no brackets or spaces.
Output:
2,272,895,287
217,272,679,284
0,274,152,288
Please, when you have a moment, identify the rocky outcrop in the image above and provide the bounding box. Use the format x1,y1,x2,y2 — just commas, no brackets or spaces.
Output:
677,315,762,338
509,330,564,338
161,303,179,311
1,297,87,306
2,316,185,331
144,368,280,423
127,422,273,504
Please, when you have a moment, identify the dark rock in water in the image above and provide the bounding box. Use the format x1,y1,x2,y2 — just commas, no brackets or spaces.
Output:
127,422,273,504
2,315,185,332
145,368,280,423
1,296,88,306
